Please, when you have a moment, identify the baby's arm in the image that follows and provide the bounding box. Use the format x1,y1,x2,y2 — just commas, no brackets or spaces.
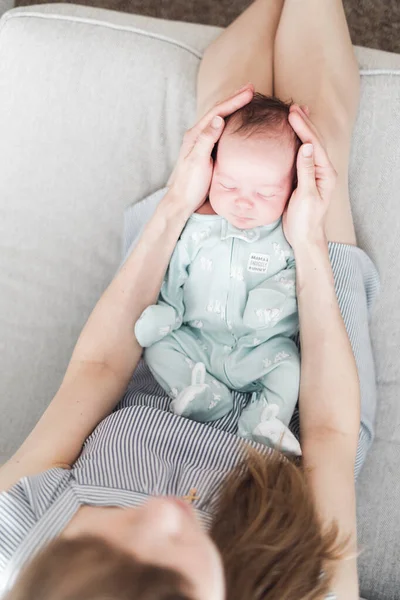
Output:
134,240,191,347
274,254,297,302
243,253,298,337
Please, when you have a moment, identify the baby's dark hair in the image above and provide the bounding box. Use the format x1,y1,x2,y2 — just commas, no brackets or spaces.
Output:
212,92,302,192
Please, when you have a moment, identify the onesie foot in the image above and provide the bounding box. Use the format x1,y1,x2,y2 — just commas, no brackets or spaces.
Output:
238,400,301,456
170,362,233,422
170,363,209,416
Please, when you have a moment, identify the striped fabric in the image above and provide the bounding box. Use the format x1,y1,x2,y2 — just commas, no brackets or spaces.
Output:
0,188,380,598
0,405,271,596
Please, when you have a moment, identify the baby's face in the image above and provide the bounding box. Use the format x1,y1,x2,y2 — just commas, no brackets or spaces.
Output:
209,130,296,229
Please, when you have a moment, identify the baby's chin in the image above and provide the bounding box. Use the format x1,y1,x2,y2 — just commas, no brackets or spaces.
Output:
228,214,259,229
227,213,280,229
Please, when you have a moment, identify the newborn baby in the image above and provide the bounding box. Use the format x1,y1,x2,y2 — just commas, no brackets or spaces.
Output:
135,93,302,454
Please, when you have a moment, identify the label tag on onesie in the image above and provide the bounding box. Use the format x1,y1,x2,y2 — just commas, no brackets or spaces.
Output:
247,253,270,274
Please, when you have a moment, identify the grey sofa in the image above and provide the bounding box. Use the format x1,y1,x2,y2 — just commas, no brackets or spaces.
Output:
0,3,399,599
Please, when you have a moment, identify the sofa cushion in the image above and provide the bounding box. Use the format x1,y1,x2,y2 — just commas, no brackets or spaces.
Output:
0,4,400,599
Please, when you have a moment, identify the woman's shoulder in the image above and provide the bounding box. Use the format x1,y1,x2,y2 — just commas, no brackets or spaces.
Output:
0,467,72,518
0,467,72,587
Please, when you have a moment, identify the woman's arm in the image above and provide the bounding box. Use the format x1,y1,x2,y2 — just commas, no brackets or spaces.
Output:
295,239,359,599
296,239,360,441
0,85,255,492
286,108,361,599
70,192,190,381
0,191,190,491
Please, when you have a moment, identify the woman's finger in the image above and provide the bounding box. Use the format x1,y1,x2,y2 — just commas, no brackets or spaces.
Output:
166,85,254,189
288,110,337,200
188,84,254,141
293,103,309,115
289,105,325,145
288,111,330,168
171,84,254,174
296,143,318,195
190,115,225,159
289,104,321,138
291,103,309,117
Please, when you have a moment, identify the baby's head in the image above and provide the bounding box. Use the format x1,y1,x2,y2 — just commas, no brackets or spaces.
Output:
209,93,302,229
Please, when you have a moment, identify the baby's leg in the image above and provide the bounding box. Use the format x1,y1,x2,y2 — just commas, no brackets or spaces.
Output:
235,337,301,454
145,335,233,422
229,336,300,425
258,339,300,427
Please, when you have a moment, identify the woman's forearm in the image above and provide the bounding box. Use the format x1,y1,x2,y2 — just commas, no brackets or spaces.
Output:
0,190,190,489
70,188,189,381
294,239,360,449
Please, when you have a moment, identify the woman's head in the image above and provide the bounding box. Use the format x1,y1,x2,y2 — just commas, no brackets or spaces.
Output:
209,93,302,229
7,496,224,600
6,535,194,600
6,450,347,600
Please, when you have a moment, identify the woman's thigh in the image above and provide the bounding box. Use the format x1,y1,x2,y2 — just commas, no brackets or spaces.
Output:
273,0,360,245
196,0,284,121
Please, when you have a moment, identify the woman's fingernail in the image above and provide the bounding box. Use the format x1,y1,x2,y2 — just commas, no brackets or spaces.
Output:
302,143,313,157
212,115,223,128
235,83,252,94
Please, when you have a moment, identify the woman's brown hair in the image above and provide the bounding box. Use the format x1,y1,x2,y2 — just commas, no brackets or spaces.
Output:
6,448,347,600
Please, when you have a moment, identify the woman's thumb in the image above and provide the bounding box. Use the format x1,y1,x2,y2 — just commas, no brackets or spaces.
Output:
191,116,225,157
297,143,316,192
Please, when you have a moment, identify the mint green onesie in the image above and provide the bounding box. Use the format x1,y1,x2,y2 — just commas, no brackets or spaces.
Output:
135,213,301,455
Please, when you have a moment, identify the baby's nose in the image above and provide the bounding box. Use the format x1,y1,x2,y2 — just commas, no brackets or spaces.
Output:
235,196,254,210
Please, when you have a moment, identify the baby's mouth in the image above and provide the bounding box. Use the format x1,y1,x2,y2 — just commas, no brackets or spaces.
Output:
234,214,254,221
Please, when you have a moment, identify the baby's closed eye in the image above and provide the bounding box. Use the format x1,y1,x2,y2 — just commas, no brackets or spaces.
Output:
257,193,276,199
219,183,236,191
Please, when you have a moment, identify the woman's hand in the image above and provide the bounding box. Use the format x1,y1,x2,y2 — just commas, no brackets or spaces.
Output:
166,83,254,216
283,104,338,250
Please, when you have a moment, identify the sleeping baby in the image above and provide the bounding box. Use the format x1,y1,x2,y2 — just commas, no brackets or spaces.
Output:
135,93,303,455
